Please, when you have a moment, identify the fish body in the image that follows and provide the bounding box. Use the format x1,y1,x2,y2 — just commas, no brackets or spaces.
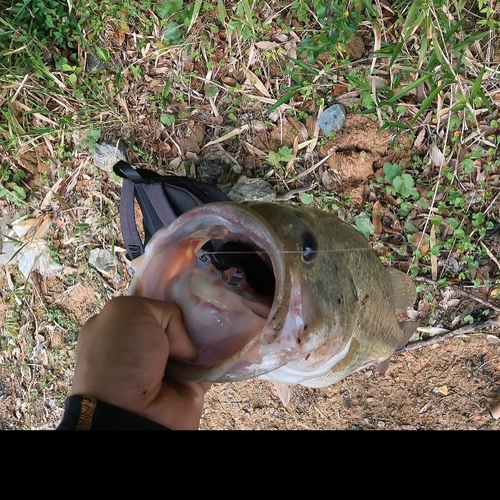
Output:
129,202,416,401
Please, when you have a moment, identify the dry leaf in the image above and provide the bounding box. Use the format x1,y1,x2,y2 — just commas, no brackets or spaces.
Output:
221,76,237,86
255,41,280,50
203,124,249,148
331,83,349,98
242,65,271,98
414,127,426,150
429,144,445,167
113,30,125,46
412,231,430,256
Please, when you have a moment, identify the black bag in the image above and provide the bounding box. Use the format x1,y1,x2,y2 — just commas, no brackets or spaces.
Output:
113,160,230,261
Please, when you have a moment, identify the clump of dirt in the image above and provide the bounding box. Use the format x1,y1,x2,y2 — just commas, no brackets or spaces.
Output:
200,336,500,430
318,115,412,205
58,282,102,326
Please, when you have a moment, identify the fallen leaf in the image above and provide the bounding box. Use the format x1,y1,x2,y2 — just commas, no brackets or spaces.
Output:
221,76,237,86
255,41,280,50
113,30,125,46
429,144,445,167
412,231,430,256
414,127,426,150
331,83,349,98
242,65,271,98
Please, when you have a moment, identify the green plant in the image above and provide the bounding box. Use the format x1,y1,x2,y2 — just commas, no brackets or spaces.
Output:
298,0,377,62
268,147,294,169
0,164,27,205
1,0,79,75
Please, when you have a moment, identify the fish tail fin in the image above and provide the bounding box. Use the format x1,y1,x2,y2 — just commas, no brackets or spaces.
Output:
273,382,292,406
386,267,417,311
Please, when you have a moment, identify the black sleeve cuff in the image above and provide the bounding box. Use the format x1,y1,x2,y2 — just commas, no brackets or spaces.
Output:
57,395,170,430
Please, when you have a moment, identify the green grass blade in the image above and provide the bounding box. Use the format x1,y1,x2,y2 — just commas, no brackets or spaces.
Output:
444,18,467,42
401,0,422,39
477,88,493,113
412,81,449,122
217,0,226,25
266,86,303,114
469,66,486,102
287,56,319,75
389,39,405,66
455,31,489,51
241,0,255,34
388,74,430,103
187,0,203,33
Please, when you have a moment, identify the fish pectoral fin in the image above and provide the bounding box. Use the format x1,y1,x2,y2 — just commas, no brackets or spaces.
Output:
273,382,292,406
376,320,419,376
376,357,391,376
397,320,420,349
386,267,417,311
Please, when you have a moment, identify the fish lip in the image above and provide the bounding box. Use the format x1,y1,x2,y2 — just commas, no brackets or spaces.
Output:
130,202,296,380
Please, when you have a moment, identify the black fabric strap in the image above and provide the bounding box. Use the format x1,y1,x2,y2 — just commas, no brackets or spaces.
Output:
57,395,170,430
119,179,144,260
114,161,230,261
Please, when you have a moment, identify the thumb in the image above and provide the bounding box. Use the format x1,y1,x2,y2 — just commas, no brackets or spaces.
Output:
140,297,198,362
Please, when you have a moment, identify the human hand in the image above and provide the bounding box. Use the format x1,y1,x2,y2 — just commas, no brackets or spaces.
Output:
71,296,210,430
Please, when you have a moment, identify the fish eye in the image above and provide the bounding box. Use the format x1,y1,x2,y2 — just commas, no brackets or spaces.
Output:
301,232,318,262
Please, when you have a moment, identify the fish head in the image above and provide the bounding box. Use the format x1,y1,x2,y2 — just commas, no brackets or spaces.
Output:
129,202,354,382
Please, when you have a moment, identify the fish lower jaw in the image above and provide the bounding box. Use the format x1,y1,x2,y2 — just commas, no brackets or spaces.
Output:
258,337,353,386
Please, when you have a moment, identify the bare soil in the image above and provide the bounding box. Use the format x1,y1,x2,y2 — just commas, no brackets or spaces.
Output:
201,335,500,430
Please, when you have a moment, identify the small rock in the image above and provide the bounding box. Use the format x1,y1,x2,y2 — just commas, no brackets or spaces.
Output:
316,103,346,136
89,248,115,274
93,140,128,172
446,298,460,308
196,160,228,185
227,176,276,202
486,334,500,345
407,309,420,321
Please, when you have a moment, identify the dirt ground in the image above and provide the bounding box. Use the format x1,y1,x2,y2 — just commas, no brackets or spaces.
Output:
199,335,500,430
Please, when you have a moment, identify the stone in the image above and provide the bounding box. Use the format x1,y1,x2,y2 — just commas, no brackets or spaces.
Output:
196,160,228,185
227,176,276,202
317,103,346,135
93,140,128,172
89,248,115,274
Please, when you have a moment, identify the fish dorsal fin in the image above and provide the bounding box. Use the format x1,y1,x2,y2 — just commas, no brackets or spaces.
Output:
386,267,417,311
273,382,292,406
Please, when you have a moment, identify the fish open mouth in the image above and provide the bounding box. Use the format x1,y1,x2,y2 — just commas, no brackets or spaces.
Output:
129,203,297,380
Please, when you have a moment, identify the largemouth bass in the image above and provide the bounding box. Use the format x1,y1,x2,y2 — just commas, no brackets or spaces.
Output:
129,202,417,405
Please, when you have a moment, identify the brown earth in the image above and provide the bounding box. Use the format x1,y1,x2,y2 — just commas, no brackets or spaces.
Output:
200,335,500,430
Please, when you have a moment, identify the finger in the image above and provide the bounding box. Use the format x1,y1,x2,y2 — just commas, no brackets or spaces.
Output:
142,298,198,361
